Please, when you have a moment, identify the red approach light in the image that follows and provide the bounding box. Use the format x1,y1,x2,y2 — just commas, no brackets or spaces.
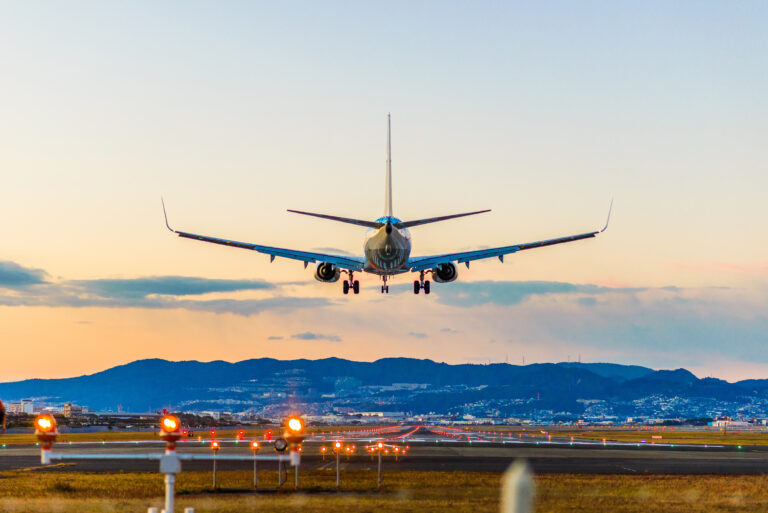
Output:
210,430,216,437
211,440,220,451
265,430,273,441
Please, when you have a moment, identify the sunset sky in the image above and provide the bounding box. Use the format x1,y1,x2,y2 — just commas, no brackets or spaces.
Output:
1,1,766,382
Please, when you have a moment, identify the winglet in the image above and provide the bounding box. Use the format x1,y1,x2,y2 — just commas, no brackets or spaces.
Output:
599,198,613,233
161,197,176,233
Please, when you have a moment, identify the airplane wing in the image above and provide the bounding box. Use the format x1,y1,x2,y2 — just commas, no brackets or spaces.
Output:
162,201,364,271
408,202,612,272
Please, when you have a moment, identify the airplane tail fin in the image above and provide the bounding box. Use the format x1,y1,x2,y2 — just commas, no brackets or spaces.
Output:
385,113,393,217
395,210,491,229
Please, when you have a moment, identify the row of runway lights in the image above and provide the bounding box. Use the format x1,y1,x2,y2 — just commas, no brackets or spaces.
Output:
32,413,411,454
423,426,742,449
31,413,411,513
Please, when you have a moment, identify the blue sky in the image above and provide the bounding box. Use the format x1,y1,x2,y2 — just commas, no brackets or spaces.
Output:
0,1,766,381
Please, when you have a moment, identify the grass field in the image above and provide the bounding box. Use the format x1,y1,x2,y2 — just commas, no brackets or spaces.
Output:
2,469,768,512
466,426,768,447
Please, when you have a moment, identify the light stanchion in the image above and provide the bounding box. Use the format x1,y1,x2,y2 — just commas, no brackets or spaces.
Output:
334,441,343,489
274,438,288,487
377,441,384,490
251,441,260,488
283,416,306,490
159,414,182,513
211,440,220,488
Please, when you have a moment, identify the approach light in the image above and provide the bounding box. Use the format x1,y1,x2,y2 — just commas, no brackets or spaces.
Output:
321,446,327,452
161,415,180,433
283,416,306,448
35,414,57,434
251,441,260,452
211,440,220,452
377,441,384,450
159,414,182,448
35,414,59,459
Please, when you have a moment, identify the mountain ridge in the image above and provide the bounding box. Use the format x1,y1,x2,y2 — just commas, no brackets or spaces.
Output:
1,357,765,417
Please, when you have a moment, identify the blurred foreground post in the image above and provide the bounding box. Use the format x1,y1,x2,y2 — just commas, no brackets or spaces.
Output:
500,460,534,513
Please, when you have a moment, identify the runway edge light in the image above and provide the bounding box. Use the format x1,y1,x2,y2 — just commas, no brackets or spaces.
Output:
284,416,306,466
35,414,58,464
159,414,182,450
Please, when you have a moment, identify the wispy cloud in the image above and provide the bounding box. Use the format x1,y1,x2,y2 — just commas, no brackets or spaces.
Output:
73,276,275,299
408,332,428,338
290,331,342,342
434,280,645,307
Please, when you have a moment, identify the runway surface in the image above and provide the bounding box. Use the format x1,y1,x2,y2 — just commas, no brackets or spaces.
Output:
3,425,768,475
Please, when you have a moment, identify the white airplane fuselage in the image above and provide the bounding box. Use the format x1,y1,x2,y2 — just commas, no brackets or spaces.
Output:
363,217,412,275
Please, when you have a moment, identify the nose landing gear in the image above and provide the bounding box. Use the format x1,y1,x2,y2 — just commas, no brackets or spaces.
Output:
380,275,390,294
413,271,430,295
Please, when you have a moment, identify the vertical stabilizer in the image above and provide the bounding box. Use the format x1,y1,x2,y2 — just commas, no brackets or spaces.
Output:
385,114,393,217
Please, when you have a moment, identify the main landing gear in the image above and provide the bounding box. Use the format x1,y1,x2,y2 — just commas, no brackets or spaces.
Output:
414,271,430,295
342,271,360,295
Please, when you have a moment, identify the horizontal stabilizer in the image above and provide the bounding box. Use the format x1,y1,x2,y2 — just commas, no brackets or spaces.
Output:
287,210,382,229
396,210,491,229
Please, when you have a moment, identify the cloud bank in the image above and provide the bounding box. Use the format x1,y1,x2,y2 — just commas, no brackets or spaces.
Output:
0,260,330,316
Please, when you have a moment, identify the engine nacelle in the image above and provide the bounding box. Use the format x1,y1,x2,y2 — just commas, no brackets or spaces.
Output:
314,262,341,283
431,263,458,283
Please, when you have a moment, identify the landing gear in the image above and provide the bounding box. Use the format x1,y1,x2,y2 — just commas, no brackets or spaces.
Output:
342,272,360,295
380,275,390,294
414,271,430,295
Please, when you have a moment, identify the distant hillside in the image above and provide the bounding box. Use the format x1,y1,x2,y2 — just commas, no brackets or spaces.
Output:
556,362,654,381
0,357,765,418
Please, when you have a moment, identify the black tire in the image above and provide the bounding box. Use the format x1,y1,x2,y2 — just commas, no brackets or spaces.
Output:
343,280,350,295
413,281,420,294
424,280,431,295
353,280,360,294
385,286,389,293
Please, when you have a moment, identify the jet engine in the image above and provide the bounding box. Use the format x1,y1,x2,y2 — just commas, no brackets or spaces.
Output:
431,262,458,283
314,262,341,283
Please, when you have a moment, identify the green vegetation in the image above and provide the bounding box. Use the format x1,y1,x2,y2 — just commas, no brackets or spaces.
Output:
2,469,768,512
464,426,768,447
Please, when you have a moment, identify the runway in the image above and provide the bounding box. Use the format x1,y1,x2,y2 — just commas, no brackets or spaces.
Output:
3,425,768,475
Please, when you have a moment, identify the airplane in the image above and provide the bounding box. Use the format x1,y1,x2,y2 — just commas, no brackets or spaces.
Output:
162,115,611,296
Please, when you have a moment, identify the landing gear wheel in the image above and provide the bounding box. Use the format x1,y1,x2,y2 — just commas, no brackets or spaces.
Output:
352,280,360,294
343,280,350,295
385,285,389,293
424,280,431,295
413,281,420,294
